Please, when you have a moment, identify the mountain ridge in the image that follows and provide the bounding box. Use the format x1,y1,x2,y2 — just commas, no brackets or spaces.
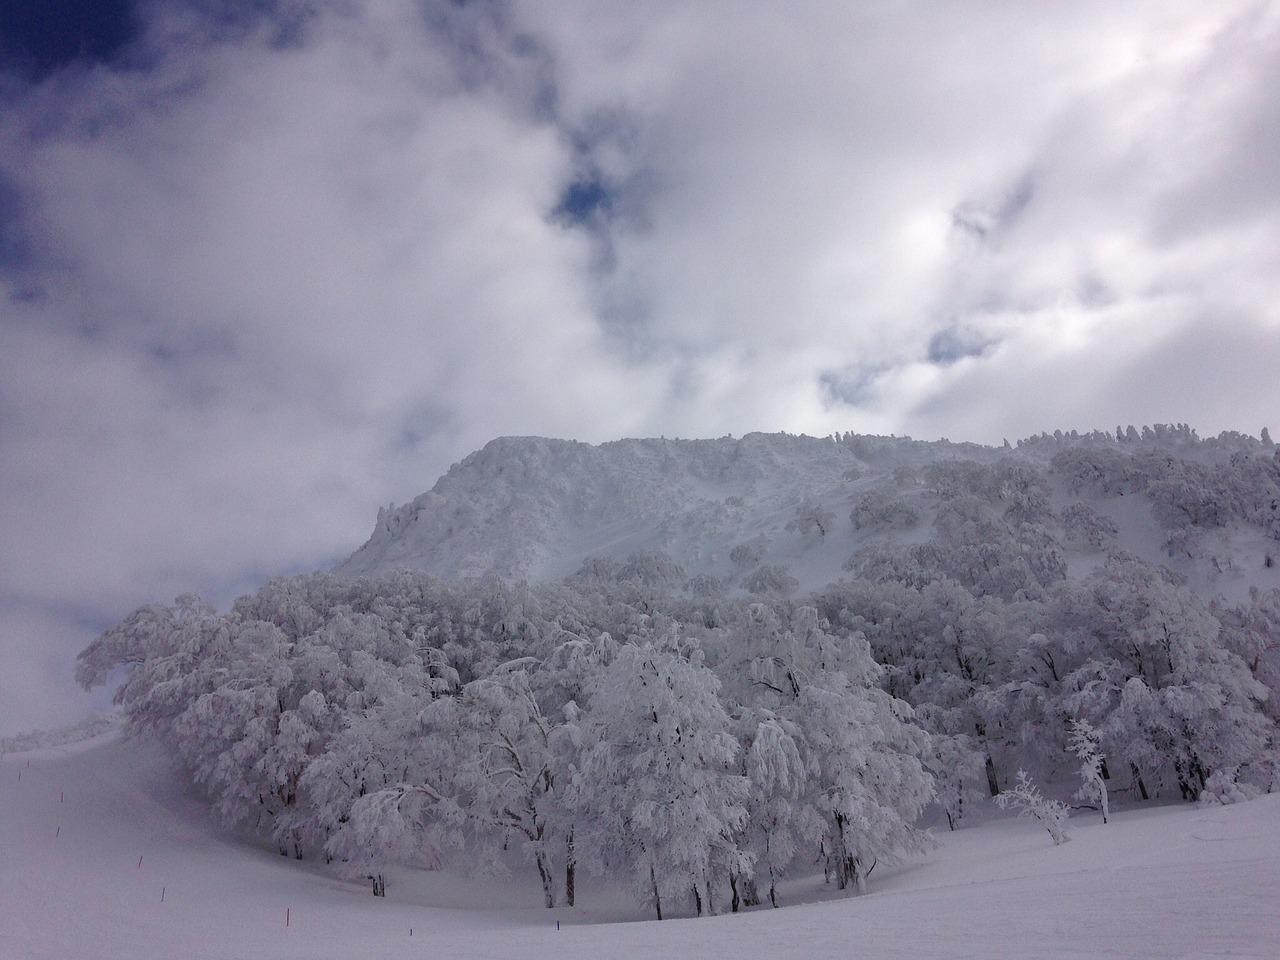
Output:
336,427,1279,602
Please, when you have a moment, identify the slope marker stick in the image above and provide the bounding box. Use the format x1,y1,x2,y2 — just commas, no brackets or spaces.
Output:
137,855,143,869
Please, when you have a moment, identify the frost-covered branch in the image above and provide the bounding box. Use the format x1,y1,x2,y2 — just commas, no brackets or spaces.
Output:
994,770,1071,845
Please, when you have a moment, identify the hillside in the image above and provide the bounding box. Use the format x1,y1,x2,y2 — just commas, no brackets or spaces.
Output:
337,427,1280,602
66,424,1280,944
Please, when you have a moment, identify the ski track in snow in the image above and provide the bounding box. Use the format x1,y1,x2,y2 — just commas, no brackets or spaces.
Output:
3,732,1277,960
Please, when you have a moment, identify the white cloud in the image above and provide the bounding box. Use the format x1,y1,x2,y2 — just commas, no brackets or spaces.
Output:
1,0,1278,732
522,1,1280,440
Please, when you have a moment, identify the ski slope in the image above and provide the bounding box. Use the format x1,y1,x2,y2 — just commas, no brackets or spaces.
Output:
4,729,1278,960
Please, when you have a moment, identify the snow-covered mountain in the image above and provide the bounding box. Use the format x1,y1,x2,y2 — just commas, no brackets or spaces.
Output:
63,423,1280,944
337,427,1280,602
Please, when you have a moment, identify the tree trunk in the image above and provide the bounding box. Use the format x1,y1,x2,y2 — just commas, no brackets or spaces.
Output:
1132,764,1149,801
371,873,386,897
565,834,576,911
535,850,556,908
985,753,1000,797
946,788,962,831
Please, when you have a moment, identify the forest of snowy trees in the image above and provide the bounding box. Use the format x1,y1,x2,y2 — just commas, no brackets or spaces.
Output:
77,427,1280,919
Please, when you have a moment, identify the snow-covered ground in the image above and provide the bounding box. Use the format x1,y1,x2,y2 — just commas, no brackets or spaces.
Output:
4,729,1277,960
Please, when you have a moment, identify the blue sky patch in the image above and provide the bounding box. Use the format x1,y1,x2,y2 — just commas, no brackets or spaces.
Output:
0,0,140,80
554,177,613,227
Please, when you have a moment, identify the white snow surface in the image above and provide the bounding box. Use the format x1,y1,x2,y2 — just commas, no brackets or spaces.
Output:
4,730,1278,960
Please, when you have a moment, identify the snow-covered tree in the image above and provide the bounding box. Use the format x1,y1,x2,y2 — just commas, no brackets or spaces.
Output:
438,664,572,907
1055,558,1273,800
75,593,228,739
786,499,836,538
305,685,462,896
1061,501,1118,550
737,712,821,907
744,564,800,597
793,669,935,892
849,489,921,533
571,638,749,918
926,732,986,831
815,578,1025,797
1214,588,1280,724
729,607,936,894
1068,718,1109,823
995,770,1071,845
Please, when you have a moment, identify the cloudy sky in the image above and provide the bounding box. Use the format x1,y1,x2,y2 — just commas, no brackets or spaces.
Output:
2,0,1278,734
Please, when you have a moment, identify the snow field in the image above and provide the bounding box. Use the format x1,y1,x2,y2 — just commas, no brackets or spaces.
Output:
3,732,1277,960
